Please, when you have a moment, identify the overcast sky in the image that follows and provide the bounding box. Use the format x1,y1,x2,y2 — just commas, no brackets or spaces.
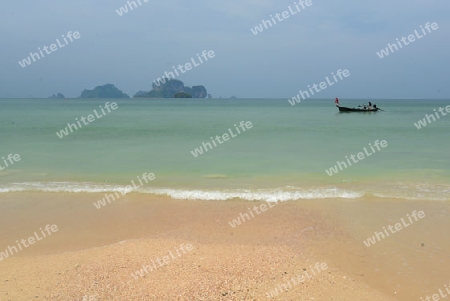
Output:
0,0,448,99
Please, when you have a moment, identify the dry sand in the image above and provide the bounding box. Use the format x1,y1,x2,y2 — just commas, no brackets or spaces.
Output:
0,192,448,300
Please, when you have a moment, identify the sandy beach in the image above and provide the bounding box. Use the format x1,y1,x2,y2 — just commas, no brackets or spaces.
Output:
0,193,447,300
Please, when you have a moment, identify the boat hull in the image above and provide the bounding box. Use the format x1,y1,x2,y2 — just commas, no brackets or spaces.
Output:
337,106,379,112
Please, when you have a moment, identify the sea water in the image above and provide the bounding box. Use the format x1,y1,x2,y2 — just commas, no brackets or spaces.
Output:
0,98,448,201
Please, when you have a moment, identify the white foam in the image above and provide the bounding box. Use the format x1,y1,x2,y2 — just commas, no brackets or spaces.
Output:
0,182,134,194
0,181,448,201
0,182,363,201
372,182,450,201
140,187,364,201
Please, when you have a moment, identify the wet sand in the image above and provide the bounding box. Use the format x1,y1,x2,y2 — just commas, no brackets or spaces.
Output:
0,192,448,300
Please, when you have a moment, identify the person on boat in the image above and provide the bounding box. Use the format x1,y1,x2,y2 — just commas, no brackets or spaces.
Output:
373,104,377,109
368,101,372,109
335,97,339,106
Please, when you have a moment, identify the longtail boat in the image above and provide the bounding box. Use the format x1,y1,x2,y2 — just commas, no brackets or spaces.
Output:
337,105,379,112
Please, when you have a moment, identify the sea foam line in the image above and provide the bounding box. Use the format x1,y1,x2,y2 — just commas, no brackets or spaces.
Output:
0,183,364,201
3,183,449,201
2,182,449,201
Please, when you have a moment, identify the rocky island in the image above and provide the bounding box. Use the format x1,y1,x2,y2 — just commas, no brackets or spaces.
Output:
78,84,130,98
134,79,207,98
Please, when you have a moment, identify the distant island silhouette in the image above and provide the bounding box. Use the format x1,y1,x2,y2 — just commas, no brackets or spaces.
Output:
78,84,130,98
51,80,209,99
134,79,207,98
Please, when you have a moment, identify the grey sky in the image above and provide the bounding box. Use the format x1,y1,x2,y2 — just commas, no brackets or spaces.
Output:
0,0,448,98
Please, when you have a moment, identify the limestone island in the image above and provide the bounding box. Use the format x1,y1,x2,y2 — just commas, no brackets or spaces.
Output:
79,84,130,98
134,79,207,98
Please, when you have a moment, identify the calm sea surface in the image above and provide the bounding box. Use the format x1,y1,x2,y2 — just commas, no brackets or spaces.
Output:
0,98,448,201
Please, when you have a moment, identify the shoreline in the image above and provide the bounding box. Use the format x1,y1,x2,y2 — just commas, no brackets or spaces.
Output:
0,192,448,300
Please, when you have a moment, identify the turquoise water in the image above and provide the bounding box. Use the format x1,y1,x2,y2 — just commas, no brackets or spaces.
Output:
0,98,448,201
